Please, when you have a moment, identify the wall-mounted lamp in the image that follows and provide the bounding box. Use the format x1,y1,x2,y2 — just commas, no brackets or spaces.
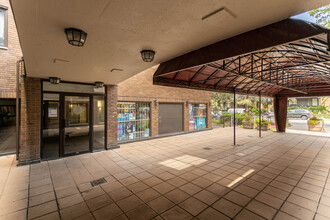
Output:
49,77,60,84
141,50,155,62
154,98,158,105
95,81,104,88
65,28,87,47
186,101,189,106
209,101,212,106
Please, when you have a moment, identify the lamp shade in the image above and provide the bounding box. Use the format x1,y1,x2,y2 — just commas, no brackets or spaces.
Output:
49,77,60,84
65,28,87,47
141,50,155,62
95,81,104,88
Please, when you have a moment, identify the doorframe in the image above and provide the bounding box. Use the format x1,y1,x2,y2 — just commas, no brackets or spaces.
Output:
41,89,106,159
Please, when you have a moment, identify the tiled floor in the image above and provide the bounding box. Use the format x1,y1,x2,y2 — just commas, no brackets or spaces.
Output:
0,127,330,220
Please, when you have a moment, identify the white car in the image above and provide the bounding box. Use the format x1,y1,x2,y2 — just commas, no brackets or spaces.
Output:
227,108,245,114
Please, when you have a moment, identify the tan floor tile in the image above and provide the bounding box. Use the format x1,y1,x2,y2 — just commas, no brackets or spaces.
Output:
119,175,140,186
147,196,175,214
143,176,164,187
136,188,161,203
127,181,149,194
224,190,251,207
58,193,84,210
191,177,213,188
73,212,94,220
180,172,198,181
234,208,266,220
320,195,330,206
60,202,90,220
107,186,133,201
255,192,284,209
55,186,79,199
0,209,27,220
213,198,241,218
198,207,230,220
287,194,318,211
274,211,299,220
153,182,175,195
206,183,230,196
34,211,61,220
28,200,58,219
164,189,190,204
29,191,56,207
263,186,290,200
93,203,122,220
246,200,276,219
126,204,157,220
179,197,208,216
86,194,113,211
29,184,54,197
157,172,175,181
234,184,259,198
161,206,192,220
82,187,105,201
317,203,330,218
179,183,202,195
112,214,128,220
117,195,144,212
194,189,220,205
292,187,321,202
167,176,187,187
281,201,315,220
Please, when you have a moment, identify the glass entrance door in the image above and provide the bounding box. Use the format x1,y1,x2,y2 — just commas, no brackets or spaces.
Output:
63,95,91,155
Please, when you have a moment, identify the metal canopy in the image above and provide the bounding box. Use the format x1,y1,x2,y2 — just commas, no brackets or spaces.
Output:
153,19,330,97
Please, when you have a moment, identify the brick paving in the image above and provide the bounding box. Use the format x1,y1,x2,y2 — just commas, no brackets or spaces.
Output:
0,127,330,220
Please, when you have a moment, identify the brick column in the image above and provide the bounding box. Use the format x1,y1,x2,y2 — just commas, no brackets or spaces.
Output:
19,77,41,165
184,103,189,132
151,102,158,136
207,103,212,128
274,96,288,132
106,85,119,149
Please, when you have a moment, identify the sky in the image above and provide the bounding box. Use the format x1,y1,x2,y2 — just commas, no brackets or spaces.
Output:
291,11,317,23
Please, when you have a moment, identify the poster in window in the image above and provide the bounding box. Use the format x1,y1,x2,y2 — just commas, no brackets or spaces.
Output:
48,107,58,118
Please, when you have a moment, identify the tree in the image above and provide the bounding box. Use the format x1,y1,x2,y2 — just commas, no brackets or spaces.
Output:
309,5,330,28
211,92,233,110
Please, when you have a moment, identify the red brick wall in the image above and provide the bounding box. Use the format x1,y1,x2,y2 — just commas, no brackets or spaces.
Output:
106,85,118,147
0,0,22,98
19,77,41,163
118,66,212,136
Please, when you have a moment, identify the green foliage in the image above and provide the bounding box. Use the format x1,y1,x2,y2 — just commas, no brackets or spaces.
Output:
309,5,330,28
242,114,254,125
255,118,269,126
211,92,233,110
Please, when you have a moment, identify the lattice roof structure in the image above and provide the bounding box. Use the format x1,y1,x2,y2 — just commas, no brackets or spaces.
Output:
153,19,330,97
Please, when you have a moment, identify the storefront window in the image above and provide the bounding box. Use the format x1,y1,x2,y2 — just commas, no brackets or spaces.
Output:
189,104,207,131
117,102,150,141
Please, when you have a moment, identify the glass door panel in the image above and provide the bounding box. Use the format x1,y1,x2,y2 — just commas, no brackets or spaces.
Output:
93,96,105,150
42,93,60,159
64,96,90,155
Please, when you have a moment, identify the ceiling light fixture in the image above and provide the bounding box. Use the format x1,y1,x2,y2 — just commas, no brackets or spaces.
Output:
95,81,104,88
49,77,60,84
141,50,155,62
65,28,87,47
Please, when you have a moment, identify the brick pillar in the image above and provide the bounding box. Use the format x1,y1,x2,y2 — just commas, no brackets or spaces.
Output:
207,103,212,128
274,96,288,132
106,85,119,149
151,102,158,136
184,103,189,132
19,77,41,165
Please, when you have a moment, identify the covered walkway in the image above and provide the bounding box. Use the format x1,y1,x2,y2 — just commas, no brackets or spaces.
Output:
0,127,329,220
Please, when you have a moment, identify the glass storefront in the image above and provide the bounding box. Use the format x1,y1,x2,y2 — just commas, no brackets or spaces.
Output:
189,104,207,131
117,102,150,141
42,81,105,159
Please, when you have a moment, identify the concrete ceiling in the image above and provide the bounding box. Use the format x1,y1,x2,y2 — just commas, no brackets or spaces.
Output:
10,0,329,85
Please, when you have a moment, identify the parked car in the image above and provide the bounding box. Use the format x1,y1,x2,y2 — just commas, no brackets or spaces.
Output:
266,110,274,118
227,108,245,114
287,109,311,120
